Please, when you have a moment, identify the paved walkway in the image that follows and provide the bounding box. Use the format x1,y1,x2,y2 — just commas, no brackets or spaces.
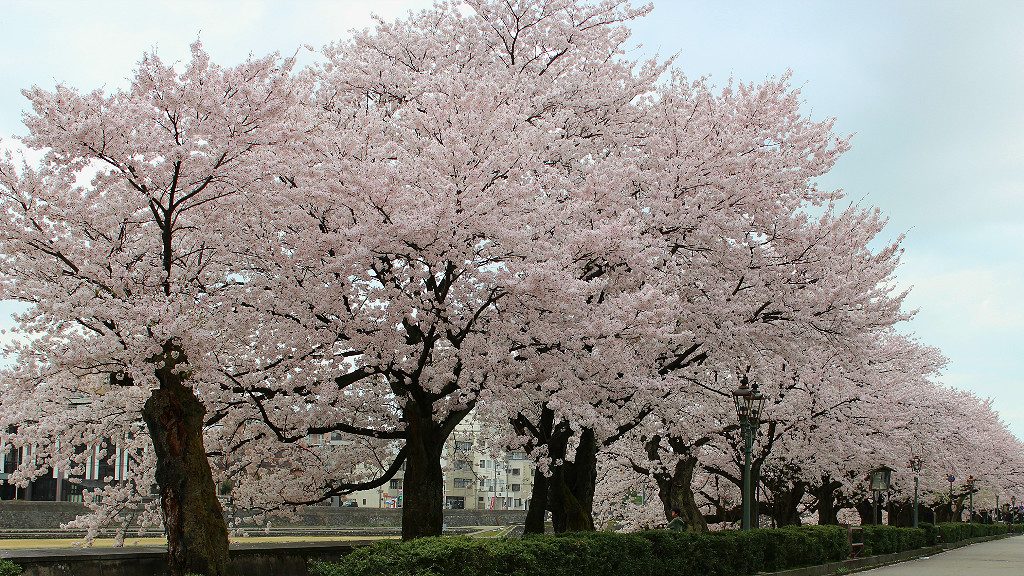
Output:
863,537,1024,575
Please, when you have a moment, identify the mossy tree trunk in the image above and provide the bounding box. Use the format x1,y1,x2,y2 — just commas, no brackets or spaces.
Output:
548,428,597,533
654,455,707,532
400,401,447,540
814,477,842,525
141,352,229,576
524,469,549,534
772,481,806,526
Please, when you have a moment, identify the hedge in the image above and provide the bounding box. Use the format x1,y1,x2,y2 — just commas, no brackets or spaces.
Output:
935,522,1016,544
860,525,926,555
312,523,1024,576
0,559,21,576
311,527,850,576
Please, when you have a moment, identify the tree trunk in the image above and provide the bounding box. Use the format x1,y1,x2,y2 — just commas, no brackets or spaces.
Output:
814,478,841,525
141,366,229,576
855,498,880,525
400,405,445,540
655,456,707,532
770,481,806,527
523,468,548,535
548,428,597,532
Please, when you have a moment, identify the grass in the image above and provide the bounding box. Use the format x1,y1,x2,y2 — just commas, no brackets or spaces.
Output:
467,525,517,538
0,534,398,550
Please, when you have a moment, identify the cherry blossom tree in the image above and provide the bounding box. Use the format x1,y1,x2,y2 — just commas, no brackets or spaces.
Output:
0,44,307,576
214,0,668,541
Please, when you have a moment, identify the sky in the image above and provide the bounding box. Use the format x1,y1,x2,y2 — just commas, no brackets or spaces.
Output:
0,1,1022,438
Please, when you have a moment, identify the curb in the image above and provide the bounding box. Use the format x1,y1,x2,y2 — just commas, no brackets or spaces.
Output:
759,532,1022,576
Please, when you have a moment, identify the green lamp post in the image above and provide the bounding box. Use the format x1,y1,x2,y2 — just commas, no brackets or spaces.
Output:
732,379,766,531
909,456,923,528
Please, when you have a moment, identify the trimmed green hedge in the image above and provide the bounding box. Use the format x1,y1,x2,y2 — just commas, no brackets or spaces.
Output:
935,522,1013,544
312,523,1024,576
860,525,926,555
311,527,850,576
0,559,21,576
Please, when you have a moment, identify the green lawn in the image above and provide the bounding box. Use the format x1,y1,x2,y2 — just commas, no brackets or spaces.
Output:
0,534,398,550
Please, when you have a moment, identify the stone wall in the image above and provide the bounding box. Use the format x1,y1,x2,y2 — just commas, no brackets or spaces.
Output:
0,501,525,532
0,501,87,530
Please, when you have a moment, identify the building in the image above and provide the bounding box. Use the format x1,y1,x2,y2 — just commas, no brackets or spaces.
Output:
3,412,536,511
348,414,536,510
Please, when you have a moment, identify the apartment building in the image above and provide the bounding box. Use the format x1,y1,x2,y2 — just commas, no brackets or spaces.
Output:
348,414,536,511
2,412,535,511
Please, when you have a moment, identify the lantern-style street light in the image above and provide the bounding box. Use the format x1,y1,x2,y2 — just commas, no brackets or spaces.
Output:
869,466,894,525
732,379,766,531
909,456,923,528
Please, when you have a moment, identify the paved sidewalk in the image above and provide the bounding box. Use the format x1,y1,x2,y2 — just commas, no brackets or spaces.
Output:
863,536,1024,575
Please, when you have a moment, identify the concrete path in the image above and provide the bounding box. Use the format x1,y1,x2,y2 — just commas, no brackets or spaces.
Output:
863,537,1024,575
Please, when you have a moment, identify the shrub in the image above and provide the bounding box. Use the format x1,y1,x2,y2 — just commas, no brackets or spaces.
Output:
860,525,926,555
312,527,851,576
935,522,1009,544
0,560,21,576
919,522,938,546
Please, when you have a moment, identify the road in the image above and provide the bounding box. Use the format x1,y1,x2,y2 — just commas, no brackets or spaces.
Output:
863,537,1024,575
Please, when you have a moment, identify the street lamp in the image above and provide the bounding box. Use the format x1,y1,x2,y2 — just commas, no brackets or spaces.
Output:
869,466,894,525
732,379,766,531
909,456,923,528
966,475,976,522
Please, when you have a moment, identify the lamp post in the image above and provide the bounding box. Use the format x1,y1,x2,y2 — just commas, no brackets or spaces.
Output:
870,466,894,525
966,475,975,522
732,379,766,531
910,456,923,528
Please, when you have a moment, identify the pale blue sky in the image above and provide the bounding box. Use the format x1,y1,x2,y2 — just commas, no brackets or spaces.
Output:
1,1,1022,437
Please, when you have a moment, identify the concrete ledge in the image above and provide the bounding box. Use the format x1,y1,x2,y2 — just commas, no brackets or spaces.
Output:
760,532,1022,576
0,541,368,576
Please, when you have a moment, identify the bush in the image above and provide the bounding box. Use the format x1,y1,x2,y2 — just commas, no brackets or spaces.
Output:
312,527,851,576
860,525,926,555
935,522,1010,544
312,521,1024,576
0,559,21,576
919,522,938,546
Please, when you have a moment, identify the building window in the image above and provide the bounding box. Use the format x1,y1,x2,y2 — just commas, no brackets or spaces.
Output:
453,477,473,488
515,498,523,508
479,459,487,468
511,484,521,492
389,479,403,490
479,478,485,488
511,452,526,460
362,499,366,505
454,460,472,471
455,441,473,451
511,468,521,476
